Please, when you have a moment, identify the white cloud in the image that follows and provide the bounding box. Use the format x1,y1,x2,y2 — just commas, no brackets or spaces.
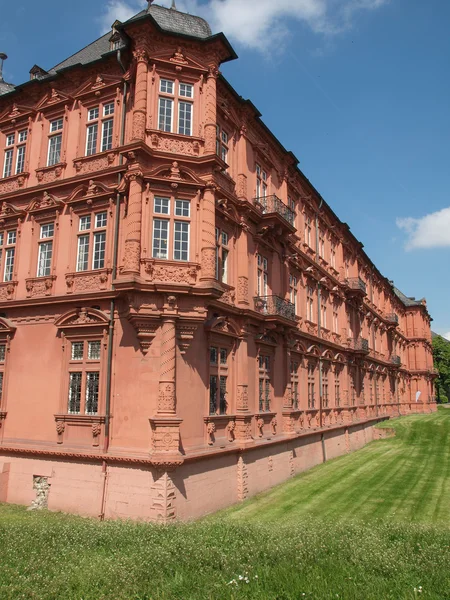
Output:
444,332,450,341
396,207,450,250
98,0,390,50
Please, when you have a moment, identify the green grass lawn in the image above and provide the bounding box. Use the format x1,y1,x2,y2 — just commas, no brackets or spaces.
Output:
1,409,450,600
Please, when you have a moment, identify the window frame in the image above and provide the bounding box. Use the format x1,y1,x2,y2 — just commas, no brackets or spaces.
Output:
0,228,17,283
151,195,191,262
2,128,28,178
157,77,195,137
37,222,55,277
76,210,108,272
84,101,115,156
215,226,230,283
47,118,63,167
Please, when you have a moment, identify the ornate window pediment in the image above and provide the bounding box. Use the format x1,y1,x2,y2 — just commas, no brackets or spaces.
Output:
55,307,110,332
26,192,64,217
0,202,26,226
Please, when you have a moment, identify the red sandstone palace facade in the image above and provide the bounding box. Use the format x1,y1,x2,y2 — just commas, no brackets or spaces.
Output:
0,3,436,520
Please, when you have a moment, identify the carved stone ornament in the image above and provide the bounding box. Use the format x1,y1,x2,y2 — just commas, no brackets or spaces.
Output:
177,323,198,355
158,382,176,413
127,315,159,355
55,307,110,331
226,420,236,442
207,422,216,445
256,417,264,438
236,385,249,412
271,418,277,436
143,260,200,285
25,276,56,298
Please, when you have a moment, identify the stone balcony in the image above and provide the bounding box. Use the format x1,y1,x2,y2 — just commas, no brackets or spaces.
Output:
348,336,369,354
254,195,295,229
345,277,367,297
253,295,296,322
390,355,401,367
385,313,399,327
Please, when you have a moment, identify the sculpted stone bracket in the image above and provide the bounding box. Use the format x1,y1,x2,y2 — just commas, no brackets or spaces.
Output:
204,415,237,446
149,417,183,455
0,281,17,302
127,314,160,355
177,321,200,356
26,276,56,298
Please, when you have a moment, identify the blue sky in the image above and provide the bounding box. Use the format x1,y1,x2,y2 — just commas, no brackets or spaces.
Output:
1,0,449,337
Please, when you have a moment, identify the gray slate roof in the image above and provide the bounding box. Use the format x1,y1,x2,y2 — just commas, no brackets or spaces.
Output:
393,286,424,307
51,4,212,73
0,80,15,96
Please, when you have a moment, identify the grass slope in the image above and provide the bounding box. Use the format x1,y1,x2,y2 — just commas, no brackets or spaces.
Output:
0,409,450,600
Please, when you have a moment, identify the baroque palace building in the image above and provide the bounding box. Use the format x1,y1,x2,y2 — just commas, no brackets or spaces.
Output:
0,2,436,520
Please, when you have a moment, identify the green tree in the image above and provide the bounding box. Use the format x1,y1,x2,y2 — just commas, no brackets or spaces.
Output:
432,335,450,403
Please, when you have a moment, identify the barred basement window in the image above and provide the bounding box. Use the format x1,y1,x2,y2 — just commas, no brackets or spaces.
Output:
209,346,228,414
67,340,101,415
258,355,271,412
308,363,315,409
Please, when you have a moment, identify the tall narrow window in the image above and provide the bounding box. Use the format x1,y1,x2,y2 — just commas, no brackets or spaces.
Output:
318,229,325,259
322,368,329,408
2,130,27,178
330,242,336,269
334,369,341,407
306,285,315,322
258,355,271,412
216,126,229,164
290,275,298,314
173,200,190,261
215,227,229,283
209,346,228,415
291,361,300,409
67,340,101,415
257,254,268,296
308,363,315,409
256,164,268,198
37,223,54,277
0,229,16,282
0,342,6,403
47,118,63,166
321,303,327,329
333,305,339,333
304,215,312,247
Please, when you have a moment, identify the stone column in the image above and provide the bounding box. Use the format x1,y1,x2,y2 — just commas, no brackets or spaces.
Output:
158,317,177,415
132,48,148,141
122,172,143,275
204,66,218,154
200,184,216,281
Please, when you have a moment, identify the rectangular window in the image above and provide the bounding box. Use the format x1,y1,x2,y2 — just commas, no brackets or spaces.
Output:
71,342,84,360
18,130,27,143
178,101,192,136
77,235,90,272
103,103,115,117
0,230,16,283
0,344,6,363
152,219,169,259
290,275,298,314
331,243,336,269
92,232,106,269
85,372,100,414
37,223,54,277
101,119,113,152
209,346,228,415
179,83,193,98
160,79,174,94
308,364,315,409
95,212,107,229
86,123,98,156
50,118,63,133
258,355,271,412
173,221,189,262
80,215,91,231
175,199,190,217
6,134,14,147
256,164,268,198
158,98,173,132
3,149,13,178
15,145,26,175
47,134,62,166
88,107,99,121
88,341,101,360
291,361,300,410
215,227,229,283
333,307,339,333
154,197,170,215
319,229,325,259
257,254,268,296
216,127,229,165
321,304,327,329
68,372,82,414
4,248,15,282
307,285,315,322
335,371,340,407
322,370,329,408
305,216,312,247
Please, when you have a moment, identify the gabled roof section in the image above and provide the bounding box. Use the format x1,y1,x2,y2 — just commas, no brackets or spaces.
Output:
129,4,212,39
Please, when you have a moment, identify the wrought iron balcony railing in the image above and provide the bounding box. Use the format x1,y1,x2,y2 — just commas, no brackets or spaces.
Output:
254,295,296,321
385,313,399,325
348,337,369,353
390,355,401,366
254,195,295,226
346,277,367,295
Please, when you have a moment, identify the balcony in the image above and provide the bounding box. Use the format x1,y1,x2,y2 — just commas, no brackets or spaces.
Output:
254,195,295,228
348,337,369,354
390,355,401,367
346,277,367,297
385,313,399,327
253,295,296,321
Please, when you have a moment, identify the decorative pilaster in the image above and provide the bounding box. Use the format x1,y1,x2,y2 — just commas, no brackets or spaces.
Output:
204,66,218,153
200,184,216,281
237,455,248,501
158,317,177,415
132,48,148,141
122,172,144,275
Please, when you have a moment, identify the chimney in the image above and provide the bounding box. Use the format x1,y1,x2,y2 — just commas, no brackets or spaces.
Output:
0,53,7,82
